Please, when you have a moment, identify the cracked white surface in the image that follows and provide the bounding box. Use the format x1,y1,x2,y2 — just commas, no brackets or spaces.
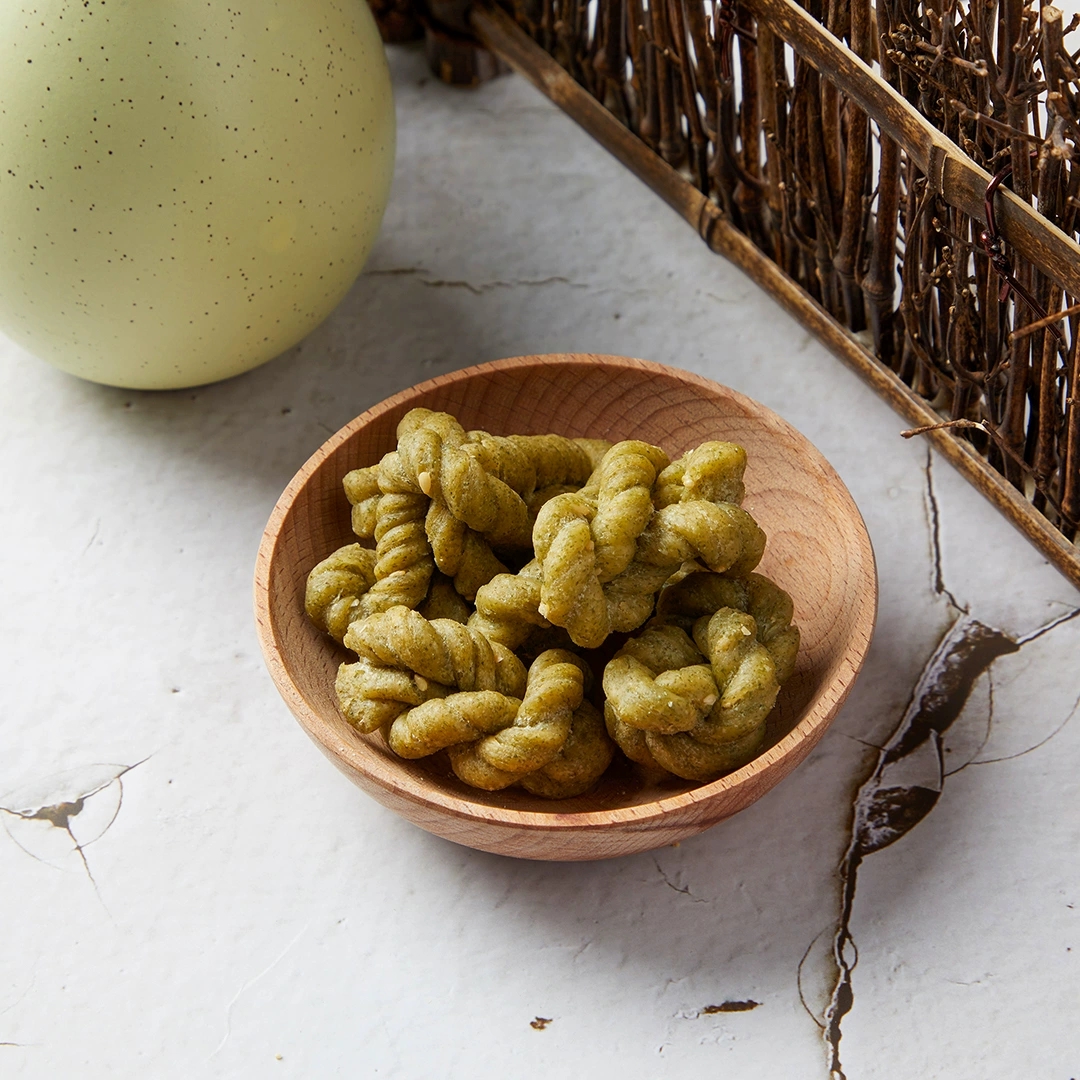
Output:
2,42,1080,1079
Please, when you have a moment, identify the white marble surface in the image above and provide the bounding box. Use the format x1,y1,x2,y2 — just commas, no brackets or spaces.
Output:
3,42,1079,1080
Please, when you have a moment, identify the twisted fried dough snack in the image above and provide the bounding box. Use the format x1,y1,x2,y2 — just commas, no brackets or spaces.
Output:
344,606,527,698
603,624,713,736
634,501,766,578
531,441,667,577
342,466,381,541
447,649,587,790
305,543,378,643
654,442,748,508
603,607,784,781
335,655,451,734
463,431,609,497
529,493,765,648
644,611,778,779
518,700,613,798
470,504,767,652
576,444,755,634
335,607,526,738
425,502,508,600
596,443,757,632
582,440,670,579
396,409,531,548
468,559,549,650
390,691,523,758
528,441,669,648
656,571,800,682
532,492,608,648
349,451,435,617
417,421,609,598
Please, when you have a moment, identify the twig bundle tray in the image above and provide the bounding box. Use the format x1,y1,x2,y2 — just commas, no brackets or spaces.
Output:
387,0,1080,589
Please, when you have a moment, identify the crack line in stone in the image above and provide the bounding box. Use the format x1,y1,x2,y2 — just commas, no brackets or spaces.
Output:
0,975,35,1019
363,267,427,277
652,857,707,903
419,276,585,296
925,448,965,612
796,930,827,1031
1015,605,1080,645
0,757,150,910
943,669,995,777
209,925,309,1058
63,819,103,907
0,971,36,1049
967,684,1080,765
951,614,1080,772
839,732,887,752
698,1000,761,1014
822,614,1020,1078
819,452,1080,1076
81,518,101,556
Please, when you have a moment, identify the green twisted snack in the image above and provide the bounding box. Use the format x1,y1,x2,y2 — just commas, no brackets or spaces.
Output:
357,462,435,616
463,431,609,497
692,609,779,741
336,606,526,738
529,441,668,648
595,475,766,635
654,442,748,508
475,503,767,653
634,501,766,578
342,465,381,540
396,408,531,548
389,690,522,758
304,543,378,643
425,501,508,600
344,606,527,698
602,624,713,735
641,610,777,779
417,573,472,624
518,700,613,799
468,559,549,650
656,571,800,682
532,492,608,648
335,655,451,734
527,439,763,648
527,500,766,650
585,440,670,580
603,607,785,781
447,649,587,790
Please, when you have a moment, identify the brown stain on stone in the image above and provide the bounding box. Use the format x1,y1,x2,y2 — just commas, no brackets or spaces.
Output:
700,1000,761,1014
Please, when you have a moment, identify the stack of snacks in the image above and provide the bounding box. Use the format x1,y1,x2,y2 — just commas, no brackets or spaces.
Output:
305,408,800,796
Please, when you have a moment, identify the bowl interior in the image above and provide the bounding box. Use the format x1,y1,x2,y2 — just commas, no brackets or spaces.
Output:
260,355,876,822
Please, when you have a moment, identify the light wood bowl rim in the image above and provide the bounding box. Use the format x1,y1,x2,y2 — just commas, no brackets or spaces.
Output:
254,354,877,835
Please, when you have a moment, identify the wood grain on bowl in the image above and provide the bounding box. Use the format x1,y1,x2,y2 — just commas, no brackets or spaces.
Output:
254,354,877,860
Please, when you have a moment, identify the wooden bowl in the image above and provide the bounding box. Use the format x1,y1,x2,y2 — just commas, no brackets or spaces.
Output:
254,354,876,860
